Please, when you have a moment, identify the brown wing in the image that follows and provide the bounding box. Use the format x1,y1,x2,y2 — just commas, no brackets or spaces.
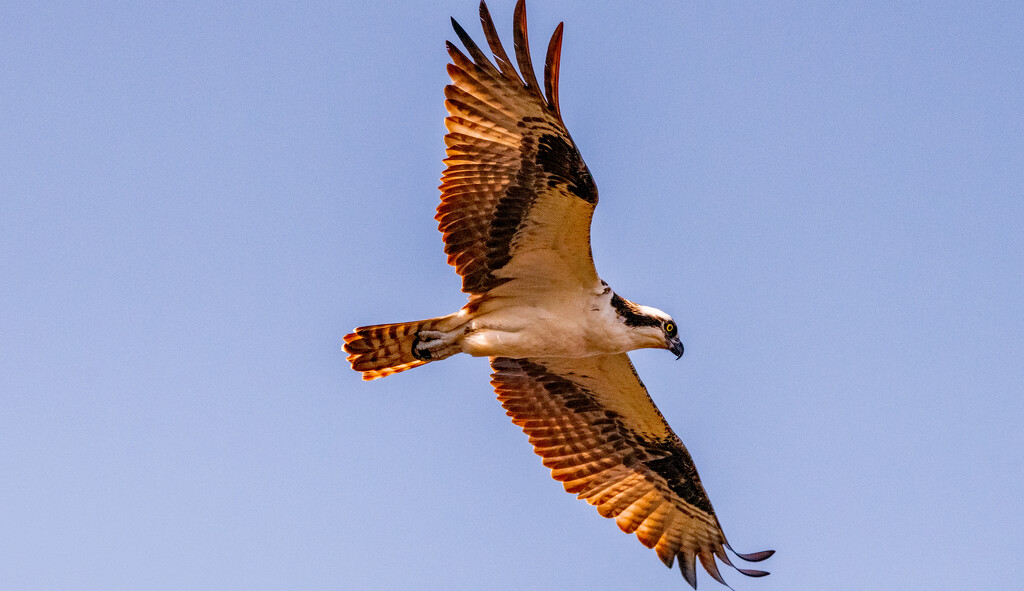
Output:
490,354,773,588
439,0,600,296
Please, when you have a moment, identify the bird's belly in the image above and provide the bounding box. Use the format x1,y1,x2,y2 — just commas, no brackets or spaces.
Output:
460,312,619,358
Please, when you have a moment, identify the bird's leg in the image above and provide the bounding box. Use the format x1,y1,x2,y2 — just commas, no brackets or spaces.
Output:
411,329,462,361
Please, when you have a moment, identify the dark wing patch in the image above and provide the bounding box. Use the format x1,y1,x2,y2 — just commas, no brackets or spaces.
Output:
536,131,598,203
490,354,773,588
439,0,599,295
643,440,714,515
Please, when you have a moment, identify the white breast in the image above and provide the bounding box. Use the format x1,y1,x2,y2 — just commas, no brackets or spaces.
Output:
459,285,641,358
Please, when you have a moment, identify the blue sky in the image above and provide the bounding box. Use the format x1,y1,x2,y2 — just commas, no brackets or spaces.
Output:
2,1,1022,589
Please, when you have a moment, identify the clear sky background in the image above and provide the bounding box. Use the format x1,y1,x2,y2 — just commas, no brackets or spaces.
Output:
2,1,1022,589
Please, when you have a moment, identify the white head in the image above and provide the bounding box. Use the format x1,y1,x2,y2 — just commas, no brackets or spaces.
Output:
611,294,684,358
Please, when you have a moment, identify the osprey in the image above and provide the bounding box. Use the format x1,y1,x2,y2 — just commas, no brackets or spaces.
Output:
344,1,772,587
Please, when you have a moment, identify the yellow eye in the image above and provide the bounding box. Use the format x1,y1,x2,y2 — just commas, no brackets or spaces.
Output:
665,322,676,335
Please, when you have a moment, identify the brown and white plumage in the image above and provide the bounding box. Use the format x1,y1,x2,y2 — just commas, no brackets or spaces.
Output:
344,1,771,586
491,354,773,587
439,0,598,297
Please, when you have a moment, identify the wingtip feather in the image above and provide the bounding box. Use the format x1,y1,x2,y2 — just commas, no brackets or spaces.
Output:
698,551,731,588
512,0,543,97
733,548,775,563
478,0,519,80
736,567,771,578
544,22,563,118
678,551,698,589
451,15,498,74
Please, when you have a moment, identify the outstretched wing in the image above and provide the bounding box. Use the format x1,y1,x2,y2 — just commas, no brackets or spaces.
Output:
440,0,600,296
490,354,773,588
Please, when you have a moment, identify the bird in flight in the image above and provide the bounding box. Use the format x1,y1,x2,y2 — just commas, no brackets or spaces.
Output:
344,1,772,586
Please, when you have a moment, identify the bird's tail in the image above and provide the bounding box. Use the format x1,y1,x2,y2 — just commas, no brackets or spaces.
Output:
343,314,459,381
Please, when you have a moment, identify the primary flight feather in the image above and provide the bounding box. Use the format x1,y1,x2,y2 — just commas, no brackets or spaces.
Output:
343,1,772,587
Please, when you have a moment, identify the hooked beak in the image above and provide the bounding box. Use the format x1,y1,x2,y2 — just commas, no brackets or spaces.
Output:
668,337,684,359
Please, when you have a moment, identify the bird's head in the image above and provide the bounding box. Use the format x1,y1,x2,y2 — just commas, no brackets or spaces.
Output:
611,294,684,358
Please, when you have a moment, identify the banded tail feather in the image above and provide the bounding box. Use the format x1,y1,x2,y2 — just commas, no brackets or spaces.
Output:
343,315,458,381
